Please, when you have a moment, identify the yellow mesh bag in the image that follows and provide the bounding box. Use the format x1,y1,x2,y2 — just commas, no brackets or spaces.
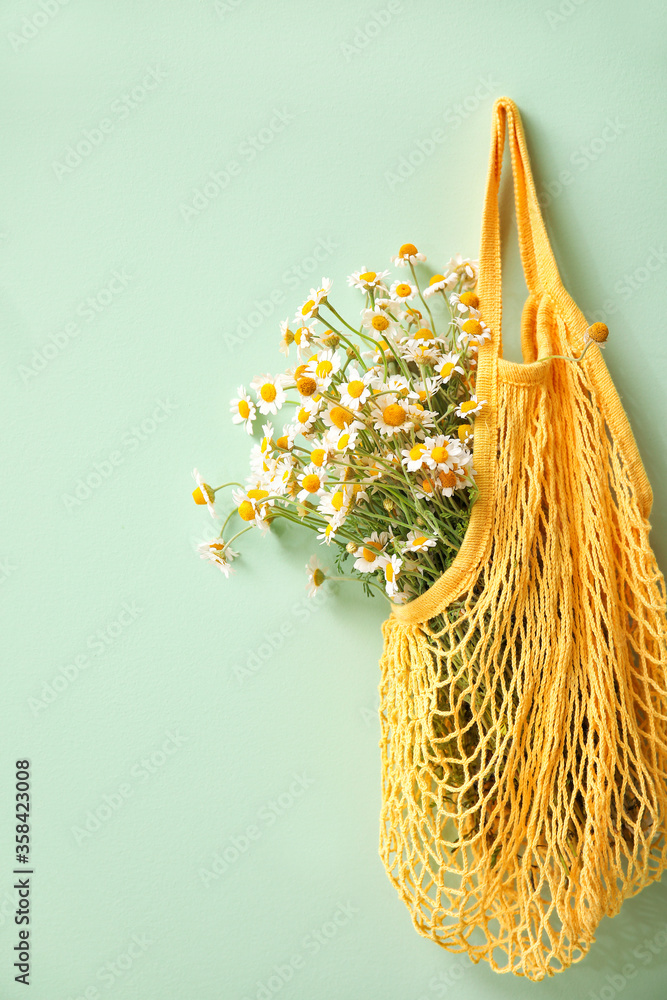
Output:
378,97,667,980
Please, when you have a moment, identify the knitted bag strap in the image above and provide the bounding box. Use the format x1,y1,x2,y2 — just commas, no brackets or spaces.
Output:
478,96,564,362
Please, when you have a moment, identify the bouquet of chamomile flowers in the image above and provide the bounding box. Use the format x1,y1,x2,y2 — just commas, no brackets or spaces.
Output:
192,243,490,606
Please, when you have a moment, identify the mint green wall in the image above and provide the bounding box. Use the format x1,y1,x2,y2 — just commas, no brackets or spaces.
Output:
2,1,667,997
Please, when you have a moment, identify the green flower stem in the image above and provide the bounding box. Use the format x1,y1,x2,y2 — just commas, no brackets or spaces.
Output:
218,508,238,537
541,341,593,363
224,525,255,547
213,481,243,492
328,574,387,596
409,262,436,331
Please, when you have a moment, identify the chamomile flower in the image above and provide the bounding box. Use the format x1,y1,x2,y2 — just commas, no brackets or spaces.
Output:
354,532,390,572
380,374,412,397
423,273,457,298
316,521,338,545
390,243,426,267
231,487,271,531
296,464,328,502
445,254,478,287
362,337,398,365
308,439,335,469
250,373,287,416
321,403,361,432
192,469,217,518
456,317,491,348
381,554,403,597
230,386,256,434
422,434,461,469
583,322,609,348
347,268,390,291
305,555,327,597
319,488,352,524
414,475,438,501
296,279,332,323
434,352,465,384
435,468,460,498
412,376,441,404
294,398,322,436
407,402,436,436
279,319,294,356
389,279,417,302
449,290,480,313
361,303,402,336
401,339,443,367
457,423,474,446
332,426,359,453
373,395,411,437
339,367,373,410
197,539,238,577
292,323,317,357
404,531,437,554
401,442,428,472
455,395,486,419
305,348,342,391
268,457,295,496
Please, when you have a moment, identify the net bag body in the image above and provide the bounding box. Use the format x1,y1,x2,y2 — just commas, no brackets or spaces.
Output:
378,97,667,979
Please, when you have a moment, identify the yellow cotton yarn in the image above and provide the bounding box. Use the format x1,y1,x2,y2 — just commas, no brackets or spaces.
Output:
377,98,667,980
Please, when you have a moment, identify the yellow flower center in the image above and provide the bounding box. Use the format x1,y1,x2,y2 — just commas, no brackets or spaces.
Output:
458,423,473,443
371,315,389,331
347,380,365,399
429,274,445,286
247,489,269,500
440,361,455,378
294,327,310,345
385,563,394,582
413,535,427,547
312,568,325,587
409,444,424,461
294,364,308,378
298,407,311,424
238,500,256,521
459,400,478,414
260,383,277,402
439,470,457,489
383,403,406,426
276,435,289,450
192,483,214,506
362,543,381,561
316,359,333,377
331,491,345,511
420,478,434,493
329,406,352,429
311,448,325,466
395,283,412,298
297,377,317,396
301,474,321,493
459,291,479,308
337,433,350,450
282,328,294,345
359,271,376,283
414,327,433,340
431,445,449,464
588,322,609,343
461,319,482,337
301,299,316,315
399,243,418,257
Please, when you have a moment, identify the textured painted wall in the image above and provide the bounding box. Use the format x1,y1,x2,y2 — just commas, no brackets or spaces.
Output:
1,0,666,996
